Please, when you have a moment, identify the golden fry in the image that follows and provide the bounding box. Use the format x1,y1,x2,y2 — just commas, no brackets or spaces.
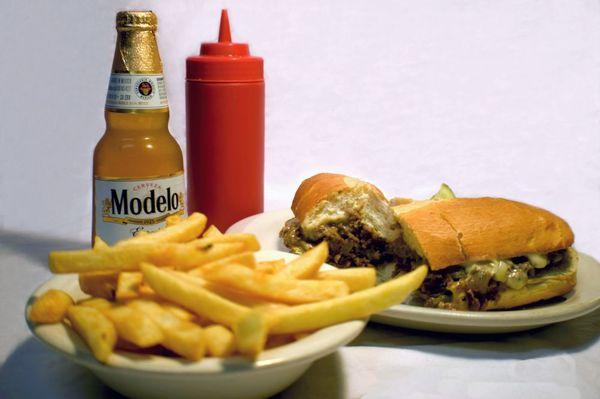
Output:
190,233,260,252
255,259,286,274
117,212,207,245
277,241,328,279
115,272,144,301
128,300,205,361
202,225,223,238
202,263,349,304
78,297,113,311
78,298,162,347
78,271,119,299
204,325,236,357
104,305,164,348
66,305,117,363
173,271,278,308
165,214,182,227
153,242,247,271
160,302,196,322
140,263,250,327
233,310,269,357
29,289,74,324
50,242,245,274
93,236,109,250
317,268,376,292
268,265,428,334
188,252,257,277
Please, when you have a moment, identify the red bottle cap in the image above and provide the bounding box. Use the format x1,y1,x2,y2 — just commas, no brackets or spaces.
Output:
187,10,263,82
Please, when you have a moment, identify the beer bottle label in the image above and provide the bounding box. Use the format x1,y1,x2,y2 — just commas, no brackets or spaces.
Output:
105,73,168,110
94,174,186,245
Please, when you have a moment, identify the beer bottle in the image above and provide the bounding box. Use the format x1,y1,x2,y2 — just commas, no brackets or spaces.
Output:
93,11,185,245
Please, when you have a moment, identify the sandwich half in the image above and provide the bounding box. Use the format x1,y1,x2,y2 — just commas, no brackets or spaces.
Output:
280,173,420,279
394,198,576,310
280,173,577,311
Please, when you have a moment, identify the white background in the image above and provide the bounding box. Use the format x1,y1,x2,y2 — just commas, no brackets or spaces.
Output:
1,0,599,257
1,3,600,398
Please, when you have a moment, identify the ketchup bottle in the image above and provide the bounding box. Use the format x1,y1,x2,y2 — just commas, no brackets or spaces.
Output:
186,10,264,231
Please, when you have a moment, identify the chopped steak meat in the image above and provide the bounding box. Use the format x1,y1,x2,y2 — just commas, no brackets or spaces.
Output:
417,250,567,310
280,217,418,274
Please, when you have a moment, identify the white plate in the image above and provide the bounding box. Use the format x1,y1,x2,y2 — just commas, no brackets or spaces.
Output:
26,250,366,399
228,210,600,334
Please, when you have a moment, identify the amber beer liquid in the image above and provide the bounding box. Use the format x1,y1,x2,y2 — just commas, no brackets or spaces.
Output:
93,11,185,245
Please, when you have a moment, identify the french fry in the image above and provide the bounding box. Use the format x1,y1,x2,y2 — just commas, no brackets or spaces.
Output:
202,263,349,304
78,297,113,311
188,252,257,277
79,298,163,347
277,241,328,279
153,242,247,271
190,233,260,252
233,310,269,357
140,263,251,327
138,280,159,299
115,272,144,301
317,268,376,292
93,236,109,250
165,214,182,227
173,271,279,308
78,271,119,299
52,244,158,273
117,212,207,245
104,305,164,348
255,259,286,274
50,242,245,273
66,305,117,363
268,265,428,334
160,302,196,322
204,325,236,357
128,300,205,361
202,225,223,238
29,289,74,324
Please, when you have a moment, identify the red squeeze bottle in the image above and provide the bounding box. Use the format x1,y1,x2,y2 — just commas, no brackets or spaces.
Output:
186,10,264,231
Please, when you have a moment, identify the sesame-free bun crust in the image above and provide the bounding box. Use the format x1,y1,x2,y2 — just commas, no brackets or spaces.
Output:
393,198,574,270
291,173,386,222
483,248,577,310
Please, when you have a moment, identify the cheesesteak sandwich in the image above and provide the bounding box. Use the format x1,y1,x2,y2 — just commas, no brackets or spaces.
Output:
280,173,420,279
280,173,577,311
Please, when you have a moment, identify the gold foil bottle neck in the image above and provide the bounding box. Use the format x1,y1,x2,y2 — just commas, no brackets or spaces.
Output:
116,10,157,31
112,10,162,74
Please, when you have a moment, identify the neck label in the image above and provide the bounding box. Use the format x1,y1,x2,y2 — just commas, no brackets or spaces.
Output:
105,73,168,110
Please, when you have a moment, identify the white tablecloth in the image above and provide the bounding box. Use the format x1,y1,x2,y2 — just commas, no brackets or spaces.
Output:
1,231,599,399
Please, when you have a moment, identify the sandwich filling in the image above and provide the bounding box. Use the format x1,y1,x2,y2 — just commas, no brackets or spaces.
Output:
280,216,417,274
417,250,569,310
281,185,421,277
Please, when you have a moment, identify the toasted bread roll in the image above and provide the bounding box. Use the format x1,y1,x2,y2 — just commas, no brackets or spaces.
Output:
393,198,574,270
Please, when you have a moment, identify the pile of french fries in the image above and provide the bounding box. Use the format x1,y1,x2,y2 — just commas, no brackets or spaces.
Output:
29,213,427,364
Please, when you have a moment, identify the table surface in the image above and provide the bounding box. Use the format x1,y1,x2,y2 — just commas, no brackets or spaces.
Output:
1,230,599,399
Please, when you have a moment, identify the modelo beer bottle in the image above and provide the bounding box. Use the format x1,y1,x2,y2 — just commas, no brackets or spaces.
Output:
93,11,185,245
186,10,264,231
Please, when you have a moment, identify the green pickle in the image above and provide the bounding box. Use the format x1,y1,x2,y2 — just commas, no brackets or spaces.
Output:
431,183,456,200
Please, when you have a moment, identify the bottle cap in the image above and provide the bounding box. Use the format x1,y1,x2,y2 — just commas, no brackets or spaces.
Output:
116,10,157,31
187,10,263,82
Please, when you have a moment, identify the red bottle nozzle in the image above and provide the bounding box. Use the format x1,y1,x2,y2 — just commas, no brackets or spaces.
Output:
187,9,263,82
218,10,232,42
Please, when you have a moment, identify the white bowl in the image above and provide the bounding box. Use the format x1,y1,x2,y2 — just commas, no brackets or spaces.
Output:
26,250,366,399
